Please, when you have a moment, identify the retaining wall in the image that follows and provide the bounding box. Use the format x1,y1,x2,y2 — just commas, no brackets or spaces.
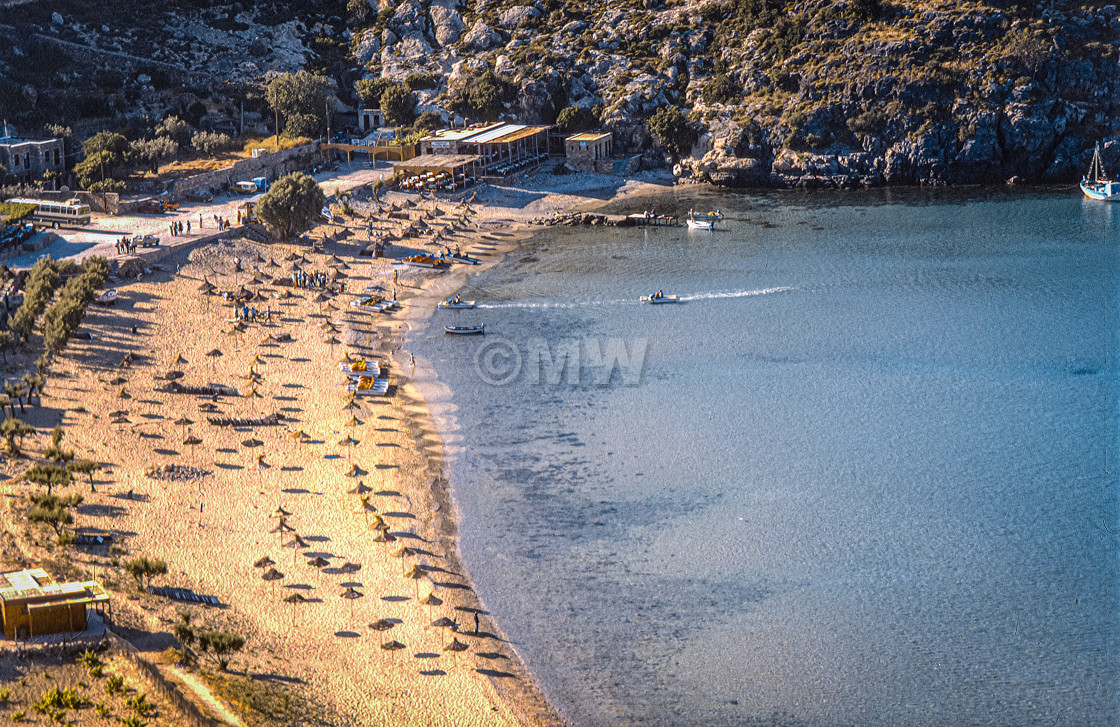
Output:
163,143,321,201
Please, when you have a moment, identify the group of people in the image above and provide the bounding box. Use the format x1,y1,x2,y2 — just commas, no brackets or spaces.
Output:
170,220,191,236
236,304,272,322
211,214,234,231
115,237,137,254
290,269,344,293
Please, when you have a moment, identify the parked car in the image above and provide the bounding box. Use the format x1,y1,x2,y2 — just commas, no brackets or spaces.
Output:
132,234,160,248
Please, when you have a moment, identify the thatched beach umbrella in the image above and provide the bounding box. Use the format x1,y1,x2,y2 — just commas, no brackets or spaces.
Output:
344,414,363,428
340,586,364,619
242,437,264,448
117,388,131,399
344,463,366,477
342,398,361,412
308,556,330,582
445,637,469,652
369,514,386,531
347,480,371,495
243,386,263,399
432,616,457,629
253,555,275,569
420,591,443,618
369,619,395,632
183,433,202,462
353,496,376,523
340,561,361,575
174,416,194,430
404,563,426,599
205,348,223,371
392,545,415,575
313,293,329,315
262,567,283,582
381,640,405,651
284,534,309,549
271,506,291,518
288,429,310,442
372,526,396,544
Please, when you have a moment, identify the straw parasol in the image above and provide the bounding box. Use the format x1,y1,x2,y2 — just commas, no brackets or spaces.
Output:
372,526,396,543
253,555,275,569
205,348,224,370
404,563,426,598
353,496,376,523
284,534,309,549
288,429,310,441
242,437,264,448
117,388,131,399
174,416,194,430
445,638,469,652
340,561,361,575
369,619,395,632
392,545,415,574
183,433,202,461
172,353,188,365
344,463,366,477
432,616,457,629
308,556,330,582
347,480,371,495
344,414,363,428
420,591,443,617
340,586,364,618
271,506,291,518
381,640,405,651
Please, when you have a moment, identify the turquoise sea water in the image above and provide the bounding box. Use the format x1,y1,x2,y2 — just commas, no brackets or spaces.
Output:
410,188,1120,727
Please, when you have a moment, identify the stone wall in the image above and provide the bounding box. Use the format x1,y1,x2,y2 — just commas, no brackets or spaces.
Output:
163,142,321,201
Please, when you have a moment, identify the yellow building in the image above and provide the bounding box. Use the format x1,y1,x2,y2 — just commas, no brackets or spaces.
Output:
0,569,111,640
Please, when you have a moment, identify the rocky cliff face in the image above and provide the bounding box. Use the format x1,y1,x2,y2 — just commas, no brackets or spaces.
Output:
2,0,1118,187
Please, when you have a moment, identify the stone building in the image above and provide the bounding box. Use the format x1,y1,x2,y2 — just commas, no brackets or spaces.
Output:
564,132,614,173
0,129,64,182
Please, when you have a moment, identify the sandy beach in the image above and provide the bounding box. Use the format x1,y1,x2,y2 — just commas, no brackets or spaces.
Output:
0,169,670,726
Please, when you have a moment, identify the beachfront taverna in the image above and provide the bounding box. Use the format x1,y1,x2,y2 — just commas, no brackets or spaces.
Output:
0,568,111,639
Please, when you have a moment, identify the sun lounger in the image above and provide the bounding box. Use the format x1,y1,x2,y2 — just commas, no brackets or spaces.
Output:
206,412,283,427
346,377,390,396
148,585,220,605
339,360,381,377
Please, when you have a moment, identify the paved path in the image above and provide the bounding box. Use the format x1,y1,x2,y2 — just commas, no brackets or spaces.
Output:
6,160,395,268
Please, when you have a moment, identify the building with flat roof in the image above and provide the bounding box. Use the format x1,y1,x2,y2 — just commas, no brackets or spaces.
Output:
565,132,614,173
0,568,111,640
0,133,64,182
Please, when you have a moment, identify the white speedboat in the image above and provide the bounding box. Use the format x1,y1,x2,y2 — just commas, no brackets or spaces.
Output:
641,294,679,304
445,324,485,335
438,297,476,309
1081,143,1120,201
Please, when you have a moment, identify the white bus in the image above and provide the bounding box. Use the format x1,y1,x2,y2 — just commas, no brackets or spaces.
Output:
4,198,93,227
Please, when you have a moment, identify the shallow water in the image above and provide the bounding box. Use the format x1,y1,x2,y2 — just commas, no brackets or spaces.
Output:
411,187,1120,727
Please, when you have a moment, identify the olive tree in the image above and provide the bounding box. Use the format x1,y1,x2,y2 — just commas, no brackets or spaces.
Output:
255,172,326,240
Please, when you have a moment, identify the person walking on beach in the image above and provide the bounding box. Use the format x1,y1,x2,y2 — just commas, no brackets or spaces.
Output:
474,613,480,634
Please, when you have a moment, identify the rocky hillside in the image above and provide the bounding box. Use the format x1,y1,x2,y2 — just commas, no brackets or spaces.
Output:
2,0,1119,187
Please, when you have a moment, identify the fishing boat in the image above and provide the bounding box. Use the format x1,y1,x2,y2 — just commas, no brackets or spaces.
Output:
686,209,718,230
438,297,476,309
640,293,679,304
403,254,442,268
95,289,118,306
1081,143,1120,201
445,324,485,335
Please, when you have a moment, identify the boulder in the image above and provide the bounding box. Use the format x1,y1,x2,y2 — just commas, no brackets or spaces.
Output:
248,37,268,57
499,5,540,29
51,11,63,25
429,1,465,46
354,29,381,64
462,18,501,50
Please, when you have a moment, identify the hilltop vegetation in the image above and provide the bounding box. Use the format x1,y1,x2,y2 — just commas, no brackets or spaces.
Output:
0,0,1117,186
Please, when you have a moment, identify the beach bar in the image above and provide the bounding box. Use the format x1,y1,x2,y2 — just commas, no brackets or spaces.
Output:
0,568,111,640
419,124,552,176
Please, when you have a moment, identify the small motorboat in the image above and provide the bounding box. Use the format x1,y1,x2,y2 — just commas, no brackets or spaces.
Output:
438,297,476,309
447,253,481,265
96,289,119,306
403,254,442,268
641,293,679,304
445,324,485,335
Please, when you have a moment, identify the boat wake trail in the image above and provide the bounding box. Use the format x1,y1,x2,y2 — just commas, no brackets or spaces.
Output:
476,299,633,309
476,287,794,308
677,286,794,302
